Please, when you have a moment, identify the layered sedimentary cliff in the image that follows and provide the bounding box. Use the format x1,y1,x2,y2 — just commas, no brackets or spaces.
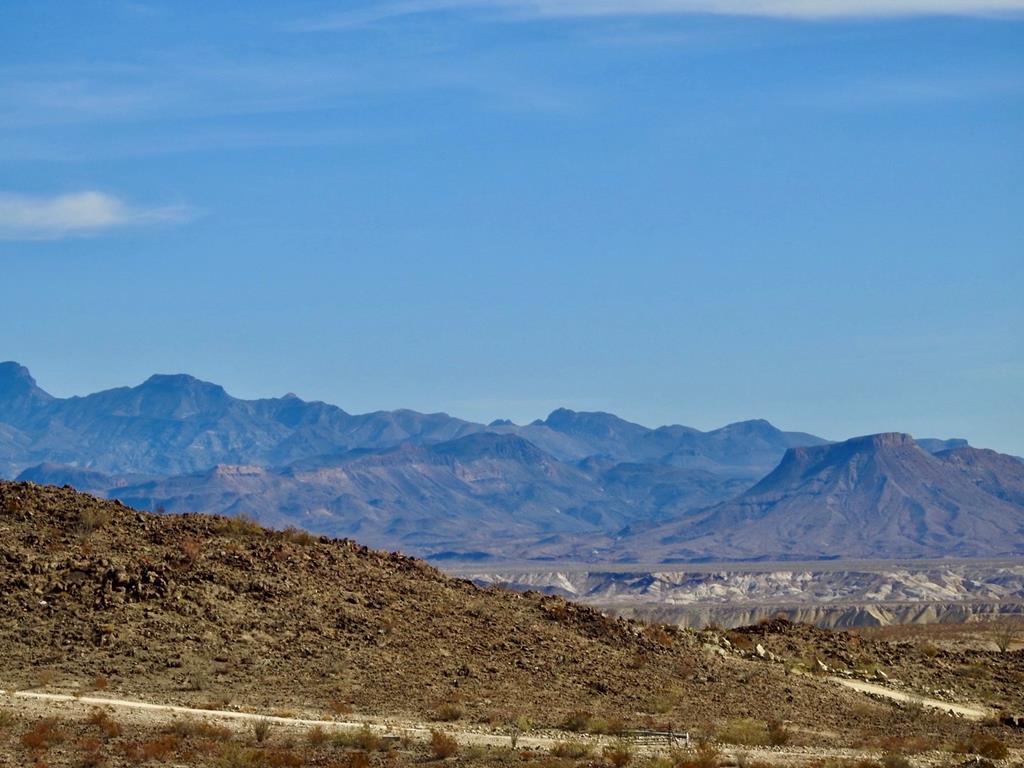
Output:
455,561,1024,629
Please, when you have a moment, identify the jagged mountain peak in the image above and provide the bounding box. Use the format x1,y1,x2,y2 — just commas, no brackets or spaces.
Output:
0,361,51,401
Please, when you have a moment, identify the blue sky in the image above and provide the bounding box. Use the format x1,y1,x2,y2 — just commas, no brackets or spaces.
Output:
1,1,1022,454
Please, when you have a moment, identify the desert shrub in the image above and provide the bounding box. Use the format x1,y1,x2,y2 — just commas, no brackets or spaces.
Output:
344,750,372,768
262,748,305,767
430,703,464,722
545,602,571,622
675,742,721,768
879,753,910,768
429,731,459,759
78,736,107,768
334,725,382,752
643,623,674,647
568,714,625,735
179,537,203,568
212,742,262,768
221,514,264,538
510,715,532,749
328,699,354,718
307,725,328,746
645,694,676,715
766,720,790,747
604,741,633,767
562,711,593,732
0,709,16,729
183,662,209,692
900,694,926,722
717,719,771,746
167,719,232,741
81,675,109,694
279,527,317,546
252,718,273,744
917,641,940,658
76,508,111,539
991,620,1019,652
551,741,592,759
953,734,1009,760
21,718,67,751
86,710,122,740
121,735,179,763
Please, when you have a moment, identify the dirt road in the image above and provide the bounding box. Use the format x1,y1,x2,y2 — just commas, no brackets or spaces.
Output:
829,677,991,720
0,688,877,765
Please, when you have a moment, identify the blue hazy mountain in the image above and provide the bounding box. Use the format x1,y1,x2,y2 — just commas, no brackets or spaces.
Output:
7,362,1019,561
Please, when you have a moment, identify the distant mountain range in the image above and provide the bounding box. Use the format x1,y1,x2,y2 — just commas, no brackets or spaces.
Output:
3,361,1022,561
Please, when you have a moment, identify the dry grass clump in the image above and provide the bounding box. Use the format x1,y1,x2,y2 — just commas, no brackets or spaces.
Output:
76,507,111,539
307,725,329,746
429,730,459,759
644,693,677,715
121,734,180,763
166,718,232,741
211,741,307,767
178,537,203,569
252,718,273,744
673,743,721,768
80,675,110,694
879,753,910,768
20,717,67,751
0,709,17,729
77,736,107,767
343,750,373,768
86,709,122,740
642,623,674,647
334,725,383,752
430,703,465,722
550,741,592,759
327,699,354,717
561,711,625,735
279,527,318,546
220,514,264,538
604,741,633,767
716,718,789,747
917,641,940,658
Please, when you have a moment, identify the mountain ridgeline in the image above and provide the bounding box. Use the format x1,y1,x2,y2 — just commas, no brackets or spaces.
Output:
3,361,1023,561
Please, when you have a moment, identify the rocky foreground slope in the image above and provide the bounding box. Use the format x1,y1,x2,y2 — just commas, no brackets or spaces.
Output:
3,481,1021,749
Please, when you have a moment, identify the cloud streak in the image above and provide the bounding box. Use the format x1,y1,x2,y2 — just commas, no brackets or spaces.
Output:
295,0,1024,28
0,191,192,240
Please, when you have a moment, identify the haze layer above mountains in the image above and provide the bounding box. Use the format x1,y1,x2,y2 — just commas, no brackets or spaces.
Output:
2,361,1022,562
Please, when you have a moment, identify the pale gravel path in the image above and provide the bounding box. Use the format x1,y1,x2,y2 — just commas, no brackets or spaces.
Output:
829,677,991,720
0,686,1002,766
1,688,875,765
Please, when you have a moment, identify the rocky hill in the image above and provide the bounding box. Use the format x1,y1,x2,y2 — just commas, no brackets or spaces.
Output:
0,480,963,746
632,434,1024,560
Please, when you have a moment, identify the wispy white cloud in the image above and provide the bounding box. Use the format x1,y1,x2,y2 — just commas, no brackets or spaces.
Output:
294,0,1024,29
0,191,192,240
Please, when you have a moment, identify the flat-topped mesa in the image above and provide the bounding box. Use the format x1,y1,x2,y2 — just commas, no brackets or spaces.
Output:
849,432,917,449
775,432,915,469
641,430,1024,561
